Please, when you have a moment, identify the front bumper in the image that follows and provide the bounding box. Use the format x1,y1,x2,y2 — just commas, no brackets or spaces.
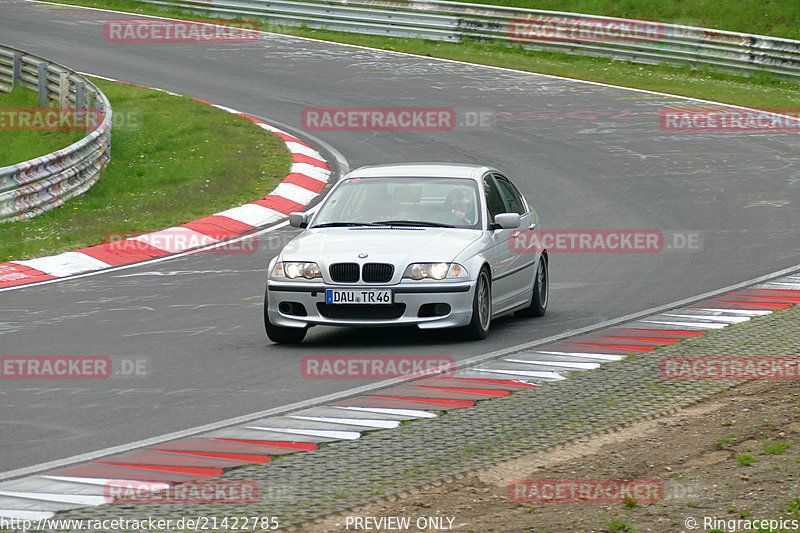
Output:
266,280,476,329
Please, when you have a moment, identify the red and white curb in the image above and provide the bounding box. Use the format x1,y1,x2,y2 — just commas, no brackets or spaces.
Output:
0,86,331,290
0,274,798,521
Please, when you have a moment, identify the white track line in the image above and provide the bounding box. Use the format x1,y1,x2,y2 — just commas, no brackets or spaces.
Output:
335,406,437,418
289,416,400,429
245,426,361,440
533,351,624,361
503,359,602,370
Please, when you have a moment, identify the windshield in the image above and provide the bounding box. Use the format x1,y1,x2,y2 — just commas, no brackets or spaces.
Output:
311,176,482,230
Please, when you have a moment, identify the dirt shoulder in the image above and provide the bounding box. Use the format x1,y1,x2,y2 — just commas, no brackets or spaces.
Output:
305,380,800,533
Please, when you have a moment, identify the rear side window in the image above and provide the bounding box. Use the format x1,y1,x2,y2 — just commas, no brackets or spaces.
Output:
494,175,527,215
483,175,506,220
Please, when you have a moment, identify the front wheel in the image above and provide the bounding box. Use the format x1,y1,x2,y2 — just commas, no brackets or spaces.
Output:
264,287,307,344
462,268,491,340
516,256,548,318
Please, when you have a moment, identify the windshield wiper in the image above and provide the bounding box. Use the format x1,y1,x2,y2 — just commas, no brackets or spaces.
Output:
312,222,381,228
373,220,455,228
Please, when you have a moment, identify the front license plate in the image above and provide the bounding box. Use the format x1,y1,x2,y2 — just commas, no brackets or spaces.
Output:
326,289,393,305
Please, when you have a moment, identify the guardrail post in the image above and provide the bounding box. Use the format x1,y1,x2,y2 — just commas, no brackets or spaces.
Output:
58,72,69,107
37,62,48,107
12,53,22,88
75,81,85,112
93,94,103,133
86,91,96,132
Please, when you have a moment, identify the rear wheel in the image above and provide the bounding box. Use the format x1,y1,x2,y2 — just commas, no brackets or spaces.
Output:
516,256,548,318
463,268,491,340
264,287,307,344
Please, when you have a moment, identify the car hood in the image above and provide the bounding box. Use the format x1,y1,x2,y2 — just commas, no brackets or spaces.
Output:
281,227,482,264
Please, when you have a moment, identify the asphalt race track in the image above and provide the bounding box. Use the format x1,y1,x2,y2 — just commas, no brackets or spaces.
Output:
1,0,798,475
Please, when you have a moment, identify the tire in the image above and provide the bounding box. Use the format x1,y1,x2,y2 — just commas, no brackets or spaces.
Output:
516,256,548,318
264,287,307,344
463,267,491,340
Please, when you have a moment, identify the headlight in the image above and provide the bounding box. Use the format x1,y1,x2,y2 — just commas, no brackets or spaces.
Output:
272,261,321,280
403,262,467,280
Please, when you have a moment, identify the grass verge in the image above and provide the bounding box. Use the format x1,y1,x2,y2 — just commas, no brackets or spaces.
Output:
0,86,85,166
0,78,291,262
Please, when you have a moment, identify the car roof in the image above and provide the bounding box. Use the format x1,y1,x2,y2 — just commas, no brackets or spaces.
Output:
345,163,492,180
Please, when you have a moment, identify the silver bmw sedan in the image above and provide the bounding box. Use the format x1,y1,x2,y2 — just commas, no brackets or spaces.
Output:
264,163,548,343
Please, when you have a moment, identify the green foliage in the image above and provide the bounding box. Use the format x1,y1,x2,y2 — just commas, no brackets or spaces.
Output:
0,79,290,261
606,518,638,532
0,86,85,165
622,495,639,509
714,434,738,448
763,441,791,455
736,454,759,466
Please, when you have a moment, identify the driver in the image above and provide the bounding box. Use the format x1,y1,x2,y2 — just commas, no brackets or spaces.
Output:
444,188,475,225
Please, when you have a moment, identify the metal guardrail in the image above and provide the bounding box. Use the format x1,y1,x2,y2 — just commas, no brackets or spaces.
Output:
0,45,112,223
139,0,800,79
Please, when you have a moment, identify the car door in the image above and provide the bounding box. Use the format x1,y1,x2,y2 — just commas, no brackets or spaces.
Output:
493,173,539,307
481,173,517,309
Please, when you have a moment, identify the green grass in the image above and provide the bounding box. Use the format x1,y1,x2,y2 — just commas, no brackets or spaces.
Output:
0,86,86,166
444,0,800,41
714,433,739,449
763,441,791,455
736,454,760,466
606,518,638,533
622,494,640,509
0,78,290,261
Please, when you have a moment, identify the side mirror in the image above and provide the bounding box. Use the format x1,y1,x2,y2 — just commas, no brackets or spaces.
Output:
289,212,308,228
492,212,521,230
